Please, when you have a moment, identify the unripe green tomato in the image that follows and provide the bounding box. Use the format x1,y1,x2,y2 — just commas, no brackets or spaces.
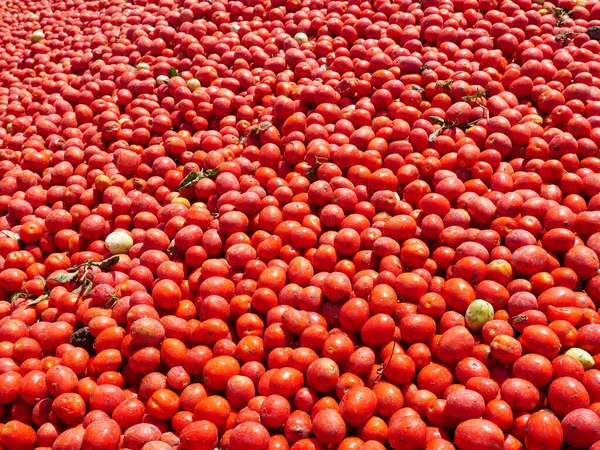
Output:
465,299,495,332
565,348,595,369
105,230,134,255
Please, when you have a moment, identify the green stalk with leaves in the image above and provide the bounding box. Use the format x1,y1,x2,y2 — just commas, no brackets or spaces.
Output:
51,254,121,297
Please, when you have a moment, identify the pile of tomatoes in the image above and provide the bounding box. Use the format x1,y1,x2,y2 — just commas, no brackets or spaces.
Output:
2,0,600,448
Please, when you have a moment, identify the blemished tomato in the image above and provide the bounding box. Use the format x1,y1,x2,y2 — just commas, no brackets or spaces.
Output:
4,0,600,448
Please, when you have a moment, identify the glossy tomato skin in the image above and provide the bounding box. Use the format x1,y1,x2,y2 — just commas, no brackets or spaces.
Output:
179,420,219,450
312,409,347,445
437,326,474,365
512,354,553,388
338,387,377,426
524,410,563,450
260,394,291,428
0,420,37,450
51,392,87,426
454,419,505,450
441,278,476,313
548,377,591,417
520,325,561,359
202,356,240,391
81,418,121,450
387,413,427,450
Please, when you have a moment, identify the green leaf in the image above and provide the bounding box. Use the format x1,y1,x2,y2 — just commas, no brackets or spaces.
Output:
249,122,272,135
552,7,574,24
428,128,442,143
436,79,454,90
52,272,79,283
106,293,120,308
93,254,120,269
73,283,85,295
10,292,30,303
460,116,487,130
27,293,49,307
306,156,326,182
178,171,201,191
178,168,220,191
167,67,181,78
552,6,572,16
73,280,93,297
407,85,424,93
463,89,488,103
83,282,94,297
2,230,20,241
428,116,446,126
